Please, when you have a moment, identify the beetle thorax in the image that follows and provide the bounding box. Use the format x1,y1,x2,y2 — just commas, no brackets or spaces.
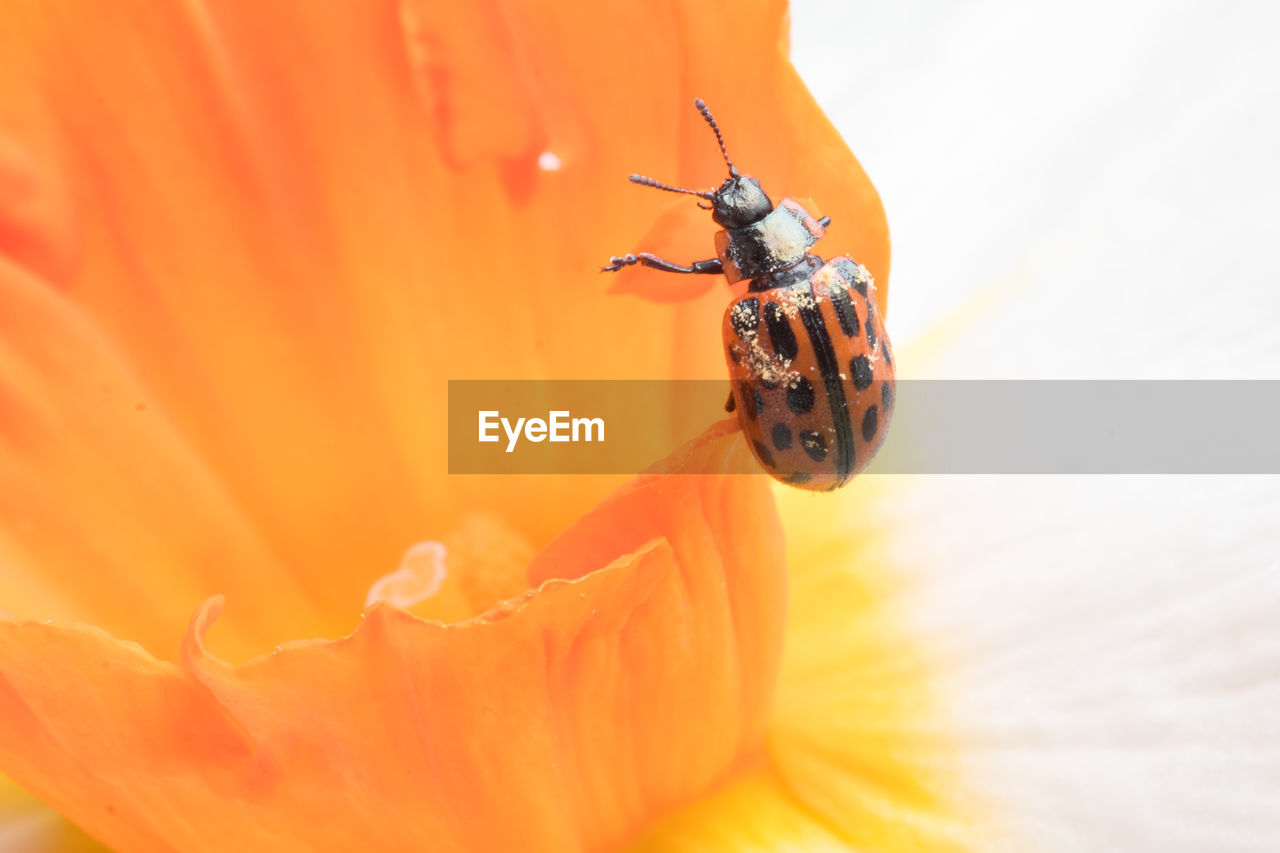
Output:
714,198,827,285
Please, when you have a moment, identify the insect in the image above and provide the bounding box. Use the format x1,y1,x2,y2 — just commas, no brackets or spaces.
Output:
602,99,895,490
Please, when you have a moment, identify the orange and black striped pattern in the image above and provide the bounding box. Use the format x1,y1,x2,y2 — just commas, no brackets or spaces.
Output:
723,257,895,491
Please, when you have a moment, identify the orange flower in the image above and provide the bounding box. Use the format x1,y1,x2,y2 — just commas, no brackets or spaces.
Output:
0,1,961,850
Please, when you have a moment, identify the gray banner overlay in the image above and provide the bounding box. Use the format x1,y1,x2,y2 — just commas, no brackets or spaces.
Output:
448,380,1280,474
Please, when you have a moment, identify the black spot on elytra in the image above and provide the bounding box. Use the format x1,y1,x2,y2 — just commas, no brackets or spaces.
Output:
764,302,798,361
753,439,776,469
731,298,760,339
882,340,893,368
754,388,766,415
771,422,793,451
861,405,879,442
865,301,878,352
786,376,815,414
800,430,827,462
851,354,874,391
831,285,860,338
737,382,757,419
784,471,812,484
882,381,894,409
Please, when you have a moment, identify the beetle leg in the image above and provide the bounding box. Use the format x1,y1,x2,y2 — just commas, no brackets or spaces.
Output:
817,216,831,228
601,254,723,275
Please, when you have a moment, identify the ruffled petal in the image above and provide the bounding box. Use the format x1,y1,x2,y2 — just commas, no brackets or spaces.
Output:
1,0,892,847
0,430,786,851
0,0,885,657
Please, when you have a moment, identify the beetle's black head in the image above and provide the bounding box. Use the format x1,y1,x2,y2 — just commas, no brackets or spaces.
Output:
710,175,772,229
625,99,774,229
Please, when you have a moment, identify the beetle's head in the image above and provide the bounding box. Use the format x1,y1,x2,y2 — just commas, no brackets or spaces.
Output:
625,99,773,230
709,174,772,228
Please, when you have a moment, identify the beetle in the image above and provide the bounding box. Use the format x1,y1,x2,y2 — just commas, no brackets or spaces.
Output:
602,99,894,490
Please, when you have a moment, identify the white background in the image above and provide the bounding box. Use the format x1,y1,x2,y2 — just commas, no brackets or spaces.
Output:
794,0,1280,378
792,2,1280,851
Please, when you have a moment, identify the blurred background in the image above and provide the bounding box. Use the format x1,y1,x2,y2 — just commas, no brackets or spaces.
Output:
794,0,1280,378
790,2,1280,850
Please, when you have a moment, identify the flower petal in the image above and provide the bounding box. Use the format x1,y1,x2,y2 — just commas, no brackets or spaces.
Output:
0,772,107,852
0,259,325,662
629,770,847,852
767,484,976,850
0,430,786,851
0,0,886,653
633,480,978,852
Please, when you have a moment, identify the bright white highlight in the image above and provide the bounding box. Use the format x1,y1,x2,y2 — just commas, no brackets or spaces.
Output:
365,541,447,609
537,150,562,171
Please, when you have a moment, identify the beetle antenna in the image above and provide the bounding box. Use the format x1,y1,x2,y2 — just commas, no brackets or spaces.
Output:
629,174,715,200
694,99,738,178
